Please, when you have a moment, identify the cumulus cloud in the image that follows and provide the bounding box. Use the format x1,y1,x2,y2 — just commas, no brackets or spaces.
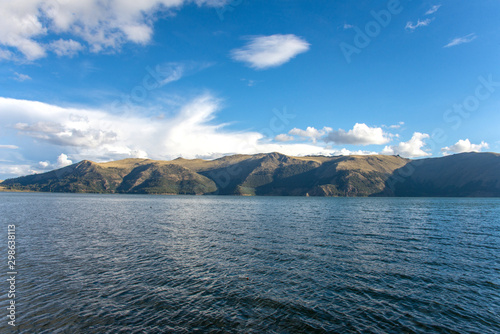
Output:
38,160,50,169
56,153,73,167
444,33,477,48
289,126,331,143
324,123,391,146
381,132,430,158
405,19,432,31
425,5,441,15
0,0,222,60
230,34,310,69
441,139,489,155
37,153,73,170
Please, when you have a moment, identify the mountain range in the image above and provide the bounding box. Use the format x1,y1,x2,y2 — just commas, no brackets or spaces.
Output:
1,152,499,197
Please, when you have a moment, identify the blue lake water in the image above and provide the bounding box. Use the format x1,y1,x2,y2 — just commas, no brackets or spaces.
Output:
0,193,499,333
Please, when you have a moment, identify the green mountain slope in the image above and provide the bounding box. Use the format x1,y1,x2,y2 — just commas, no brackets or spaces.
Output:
1,152,499,197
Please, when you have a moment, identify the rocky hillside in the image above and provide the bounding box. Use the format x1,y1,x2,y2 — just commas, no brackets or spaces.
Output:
1,152,499,197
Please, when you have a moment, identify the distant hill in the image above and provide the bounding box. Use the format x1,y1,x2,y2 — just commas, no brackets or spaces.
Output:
1,152,499,197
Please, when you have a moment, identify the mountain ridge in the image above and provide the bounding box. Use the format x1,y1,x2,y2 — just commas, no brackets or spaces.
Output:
1,152,499,197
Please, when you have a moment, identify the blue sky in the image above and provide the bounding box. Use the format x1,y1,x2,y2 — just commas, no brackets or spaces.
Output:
0,0,499,179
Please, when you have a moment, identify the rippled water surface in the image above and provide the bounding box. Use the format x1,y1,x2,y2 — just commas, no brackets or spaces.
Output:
1,193,499,333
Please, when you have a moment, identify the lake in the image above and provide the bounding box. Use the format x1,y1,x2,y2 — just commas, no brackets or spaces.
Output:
0,193,499,333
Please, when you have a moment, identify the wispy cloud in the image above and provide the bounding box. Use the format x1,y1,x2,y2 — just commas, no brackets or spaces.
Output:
343,23,354,30
230,34,310,70
241,78,258,87
0,48,12,60
425,5,441,15
49,39,84,57
441,139,488,155
0,145,19,149
444,33,477,48
12,72,32,82
385,121,405,129
405,19,432,31
154,63,186,87
154,61,213,87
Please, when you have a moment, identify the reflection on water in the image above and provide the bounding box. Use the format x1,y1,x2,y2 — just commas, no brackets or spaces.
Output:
0,194,499,333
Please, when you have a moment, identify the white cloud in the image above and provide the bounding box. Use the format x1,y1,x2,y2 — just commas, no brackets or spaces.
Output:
155,63,186,86
56,153,73,167
343,23,354,29
13,121,118,148
405,19,432,31
444,33,477,48
425,5,441,15
381,132,430,158
0,164,37,178
324,123,391,145
2,96,413,178
12,72,32,82
32,153,79,173
6,97,491,178
0,48,13,60
38,160,50,169
230,34,310,69
275,134,294,142
289,126,331,143
441,139,489,155
195,0,228,6
134,62,211,91
241,78,257,87
335,148,378,156
387,121,404,129
49,39,84,57
0,96,354,177
0,0,222,60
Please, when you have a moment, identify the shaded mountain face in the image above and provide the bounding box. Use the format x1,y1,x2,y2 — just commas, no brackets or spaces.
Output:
1,152,499,197
386,152,500,197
